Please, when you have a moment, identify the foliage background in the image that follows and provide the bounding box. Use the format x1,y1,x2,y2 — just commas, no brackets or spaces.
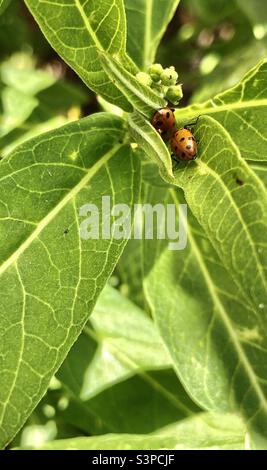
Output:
0,0,266,450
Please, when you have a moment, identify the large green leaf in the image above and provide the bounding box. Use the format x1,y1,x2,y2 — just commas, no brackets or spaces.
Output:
125,0,180,69
172,116,267,315
100,52,166,117
0,113,141,448
145,191,267,439
117,149,267,443
177,60,267,161
24,0,135,111
140,118,267,442
20,412,246,450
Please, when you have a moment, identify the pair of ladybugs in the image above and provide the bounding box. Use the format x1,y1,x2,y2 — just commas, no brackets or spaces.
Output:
151,107,198,162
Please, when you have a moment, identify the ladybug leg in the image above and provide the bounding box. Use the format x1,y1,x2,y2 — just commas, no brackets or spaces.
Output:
185,115,201,128
171,155,180,170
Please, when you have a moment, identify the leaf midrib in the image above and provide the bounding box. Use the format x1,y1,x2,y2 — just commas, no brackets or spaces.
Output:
143,0,152,69
0,144,122,277
74,0,103,50
177,98,267,120
83,325,193,416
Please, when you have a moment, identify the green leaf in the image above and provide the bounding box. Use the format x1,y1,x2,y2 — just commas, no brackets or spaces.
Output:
125,0,180,69
142,117,267,441
0,56,56,95
19,412,246,450
118,147,267,444
59,371,198,435
177,60,267,161
58,285,173,398
0,0,11,15
236,0,267,25
0,52,88,155
0,87,38,137
56,286,199,434
145,190,267,434
24,0,135,111
128,113,173,179
116,159,171,311
250,163,267,188
172,116,267,316
100,52,166,117
0,113,141,448
187,0,237,23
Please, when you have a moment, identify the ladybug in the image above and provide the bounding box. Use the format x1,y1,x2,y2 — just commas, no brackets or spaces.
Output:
170,126,197,161
151,107,176,139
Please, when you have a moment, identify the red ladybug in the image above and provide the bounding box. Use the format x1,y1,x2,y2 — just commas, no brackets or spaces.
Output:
170,127,197,161
151,107,176,139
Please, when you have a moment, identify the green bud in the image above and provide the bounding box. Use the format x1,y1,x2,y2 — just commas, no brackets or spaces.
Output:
136,72,152,87
160,67,178,86
166,84,183,104
148,63,164,82
151,82,165,97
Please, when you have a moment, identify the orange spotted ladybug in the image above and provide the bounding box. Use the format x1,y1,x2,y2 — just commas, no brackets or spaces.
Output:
170,126,197,161
151,107,176,139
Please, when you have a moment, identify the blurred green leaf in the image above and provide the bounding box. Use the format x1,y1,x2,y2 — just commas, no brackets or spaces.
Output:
0,55,55,95
0,0,11,15
59,370,199,435
236,0,267,25
250,163,267,187
58,286,173,399
0,53,88,155
192,40,267,103
19,412,246,450
56,286,200,435
0,87,38,137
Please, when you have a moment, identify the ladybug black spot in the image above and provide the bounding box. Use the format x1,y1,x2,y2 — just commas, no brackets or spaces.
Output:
166,112,170,118
156,120,164,126
180,137,185,142
182,152,186,157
